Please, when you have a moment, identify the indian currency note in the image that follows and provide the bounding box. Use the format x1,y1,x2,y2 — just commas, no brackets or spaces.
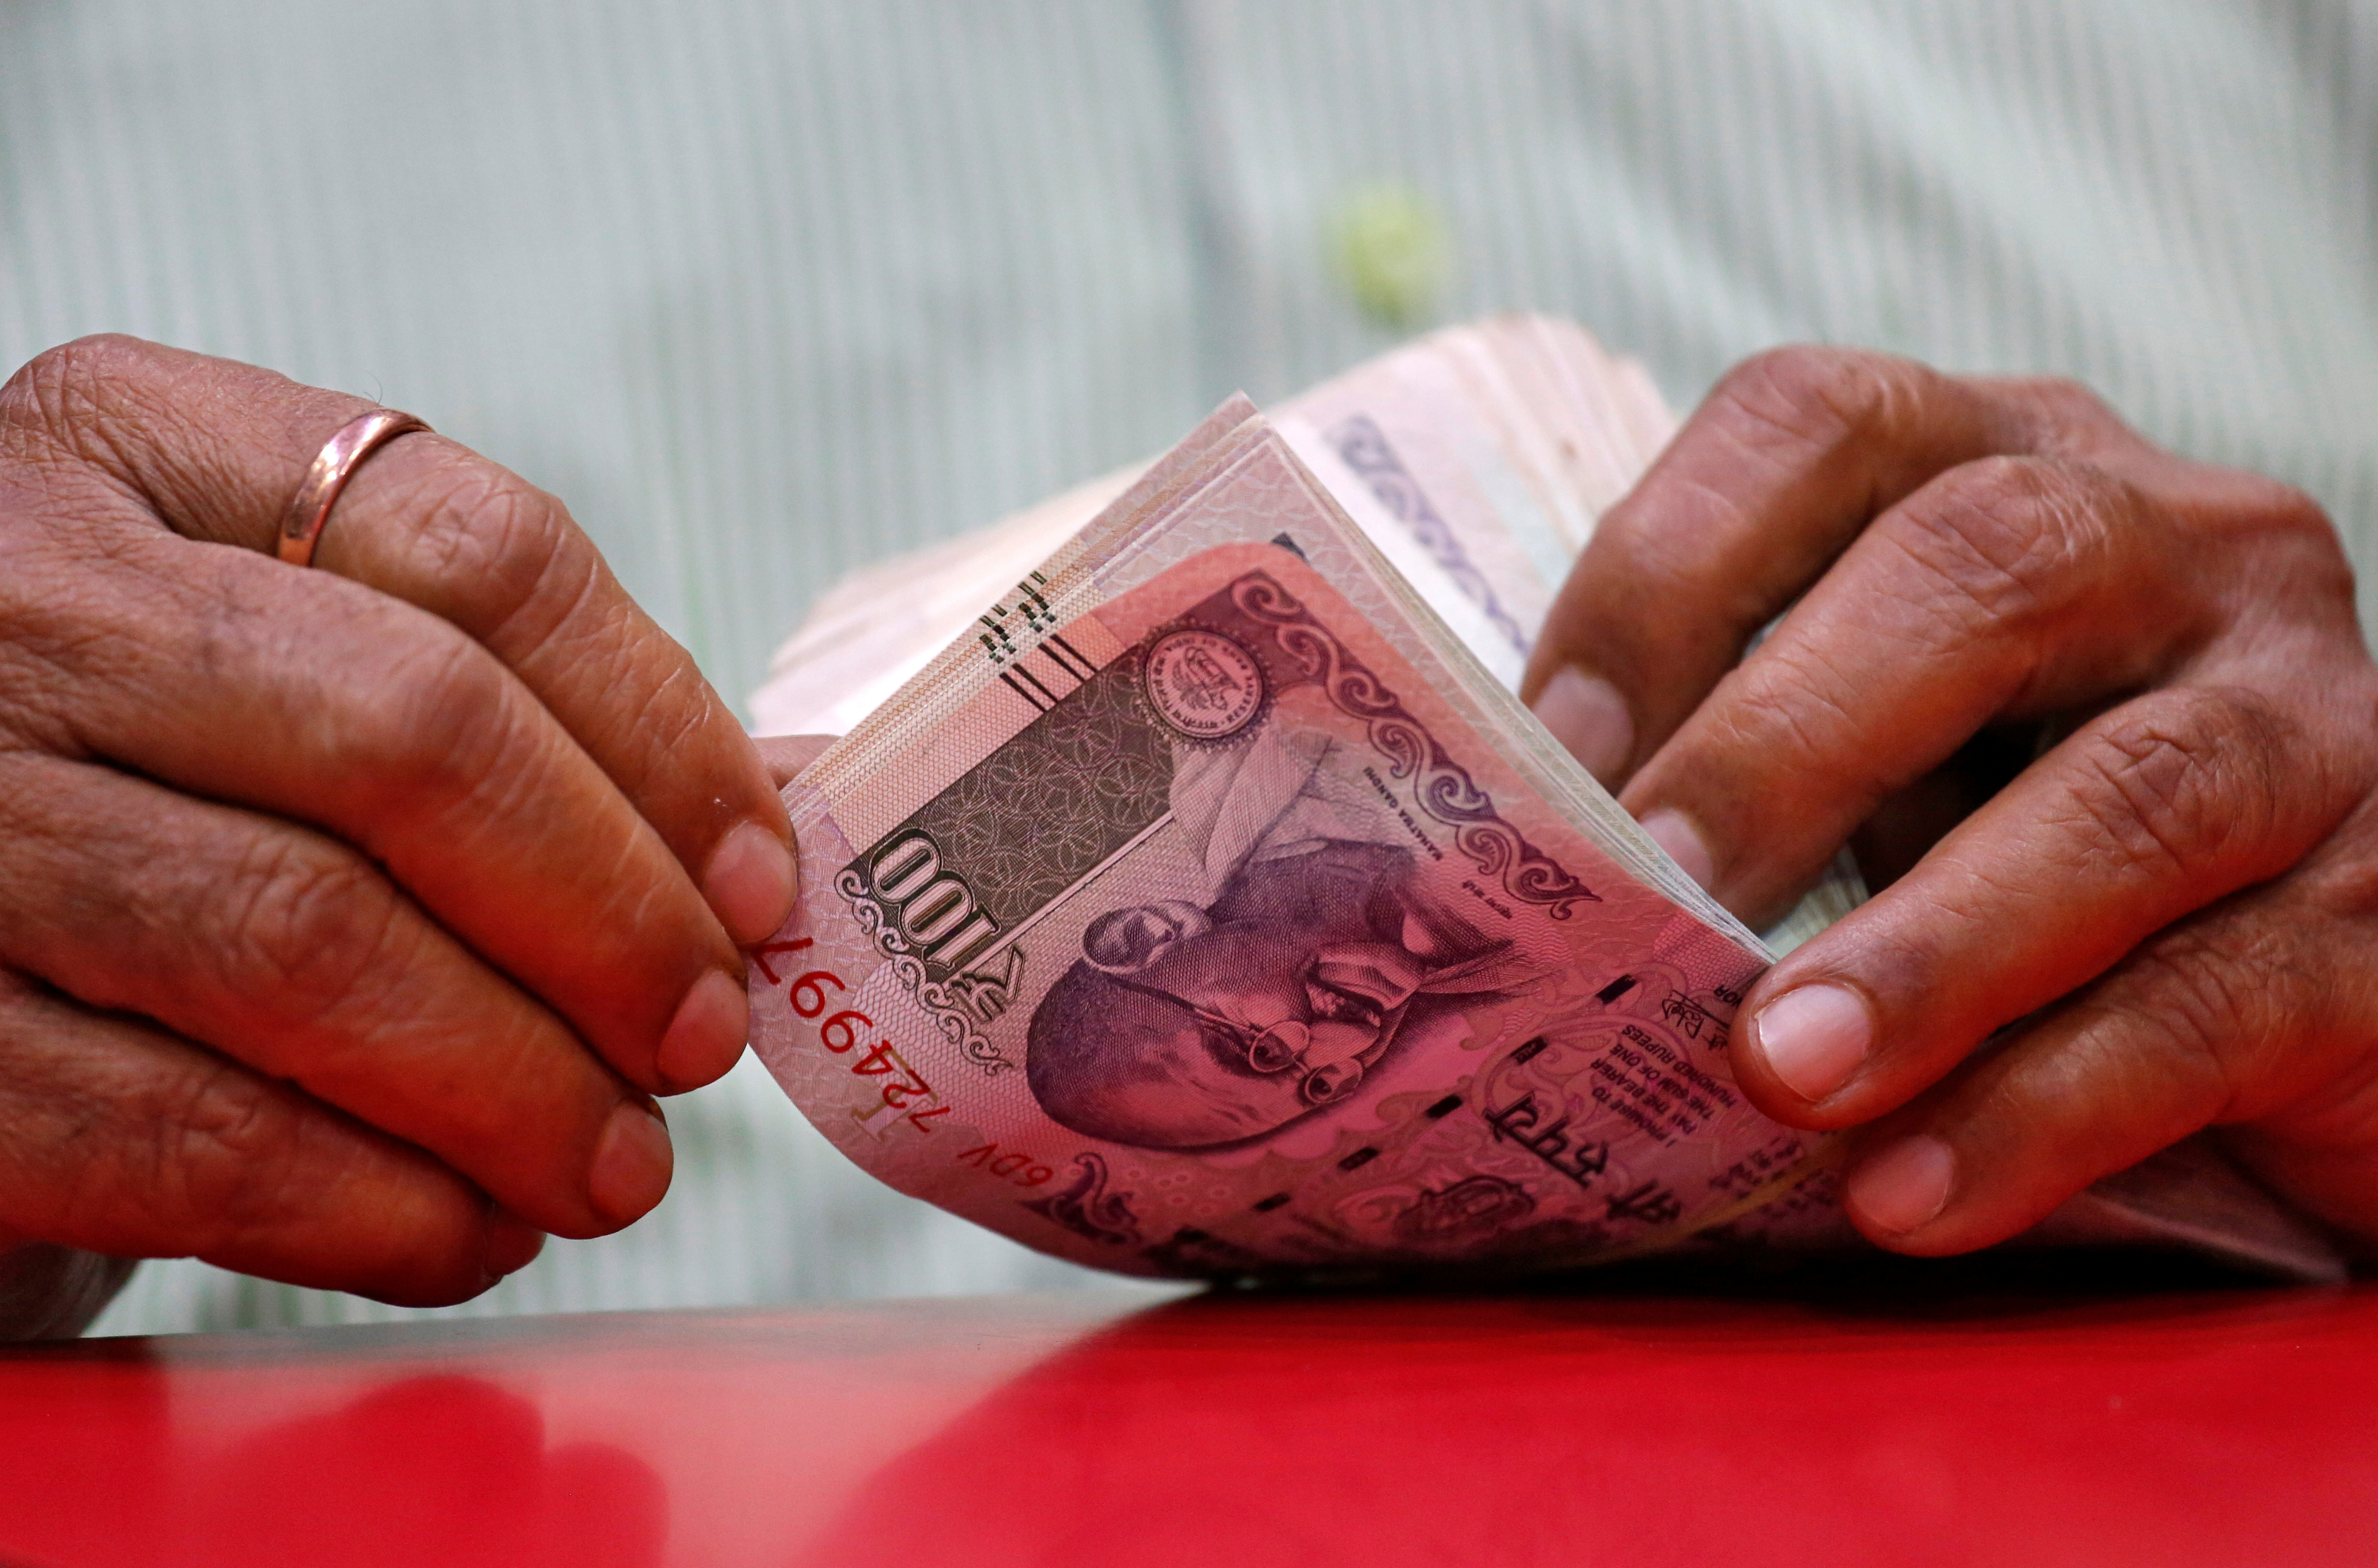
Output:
752,425,1809,1279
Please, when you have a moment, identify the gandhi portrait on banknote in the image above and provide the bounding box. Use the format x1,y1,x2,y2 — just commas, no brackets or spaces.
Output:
1026,678,1545,1150
824,555,1601,1159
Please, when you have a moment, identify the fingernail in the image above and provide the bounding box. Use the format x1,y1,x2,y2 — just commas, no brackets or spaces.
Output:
657,969,749,1089
484,1211,547,1278
1641,808,1715,890
1753,983,1871,1103
1531,667,1634,782
704,821,798,946
589,1098,674,1226
1847,1135,1955,1236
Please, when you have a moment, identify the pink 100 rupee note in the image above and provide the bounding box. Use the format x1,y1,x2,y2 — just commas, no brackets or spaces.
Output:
750,523,1814,1279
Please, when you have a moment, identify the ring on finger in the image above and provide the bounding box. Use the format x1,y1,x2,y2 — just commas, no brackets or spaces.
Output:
277,409,432,569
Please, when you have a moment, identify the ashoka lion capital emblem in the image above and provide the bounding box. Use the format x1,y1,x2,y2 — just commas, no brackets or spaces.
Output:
1142,627,1265,741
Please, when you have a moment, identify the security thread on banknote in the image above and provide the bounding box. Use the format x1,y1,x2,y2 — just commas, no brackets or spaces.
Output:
749,407,1822,1280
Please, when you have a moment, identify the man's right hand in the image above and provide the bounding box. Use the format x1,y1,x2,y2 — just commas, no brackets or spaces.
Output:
0,336,797,1332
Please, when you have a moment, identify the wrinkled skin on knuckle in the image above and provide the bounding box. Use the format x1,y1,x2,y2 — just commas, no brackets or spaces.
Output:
0,362,168,700
0,973,105,1148
1716,642,1874,793
340,626,525,825
178,540,325,687
1884,456,2122,641
2097,932,2273,1123
573,606,724,810
2293,799,2378,927
1707,345,1922,464
2064,688,2291,884
2235,823,2378,1131
2229,971,2378,1175
214,832,414,1035
146,1063,318,1257
158,1072,485,1302
0,573,83,755
0,538,216,778
608,661,731,805
1992,373,2137,459
391,455,596,648
0,337,144,446
2198,912,2347,1119
0,336,194,482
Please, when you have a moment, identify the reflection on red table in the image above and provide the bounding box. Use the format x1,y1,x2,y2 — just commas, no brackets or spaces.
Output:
1,1275,2373,1567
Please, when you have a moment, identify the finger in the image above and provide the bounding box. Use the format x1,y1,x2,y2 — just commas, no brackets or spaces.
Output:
309,436,796,944
755,734,837,790
1,524,749,1095
1825,877,2367,1254
0,335,794,945
1522,347,2053,783
0,970,545,1306
1614,454,2213,924
0,752,672,1236
1736,675,2373,1130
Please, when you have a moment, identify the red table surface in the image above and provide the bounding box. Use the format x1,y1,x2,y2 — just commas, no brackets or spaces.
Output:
0,1268,2373,1568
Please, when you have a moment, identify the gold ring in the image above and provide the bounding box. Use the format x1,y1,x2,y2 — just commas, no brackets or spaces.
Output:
276,409,432,568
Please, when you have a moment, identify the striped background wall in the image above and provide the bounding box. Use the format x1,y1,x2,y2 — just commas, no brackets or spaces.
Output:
1,1,2371,1330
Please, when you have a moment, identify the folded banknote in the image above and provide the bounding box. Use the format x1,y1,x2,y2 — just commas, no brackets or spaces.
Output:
749,318,2344,1283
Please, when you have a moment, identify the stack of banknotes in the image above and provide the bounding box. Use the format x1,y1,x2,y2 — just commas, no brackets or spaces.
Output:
748,317,2343,1283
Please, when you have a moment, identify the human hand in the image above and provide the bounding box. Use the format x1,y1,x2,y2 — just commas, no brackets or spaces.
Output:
1524,346,2378,1258
0,336,796,1322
